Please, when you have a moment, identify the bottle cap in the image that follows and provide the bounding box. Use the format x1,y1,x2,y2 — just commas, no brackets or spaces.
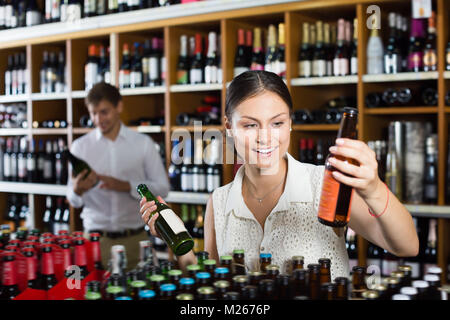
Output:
131,280,146,288
196,272,211,279
160,283,176,292
179,277,195,286
168,269,183,277
176,293,194,300
203,259,216,266
187,264,200,271
149,275,165,282
400,287,418,296
392,294,410,300
214,267,229,274
412,280,429,288
424,274,440,282
115,296,133,300
213,280,230,289
233,249,244,255
139,290,155,299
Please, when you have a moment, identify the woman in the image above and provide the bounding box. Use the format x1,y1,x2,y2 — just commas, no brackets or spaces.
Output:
140,71,419,279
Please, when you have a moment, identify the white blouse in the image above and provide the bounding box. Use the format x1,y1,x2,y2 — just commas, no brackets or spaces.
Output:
212,153,350,279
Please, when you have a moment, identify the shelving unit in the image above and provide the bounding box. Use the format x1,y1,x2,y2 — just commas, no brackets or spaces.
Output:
0,0,449,284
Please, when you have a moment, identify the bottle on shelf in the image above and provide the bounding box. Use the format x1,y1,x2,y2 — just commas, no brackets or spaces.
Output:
130,42,143,88
350,18,358,76
176,35,189,85
168,139,181,191
25,0,41,27
204,31,219,84
118,0,128,12
407,18,425,73
85,44,99,91
423,11,437,72
4,54,13,95
108,0,119,14
264,24,277,73
99,45,111,83
40,51,49,93
366,15,383,75
312,20,326,78
273,23,286,78
191,205,204,254
180,138,192,192
149,37,162,87
384,12,401,74
423,134,438,204
192,137,205,193
119,43,131,89
423,218,438,276
189,33,204,84
136,184,194,256
234,28,249,78
250,27,264,71
84,0,97,17
317,107,358,228
334,19,350,76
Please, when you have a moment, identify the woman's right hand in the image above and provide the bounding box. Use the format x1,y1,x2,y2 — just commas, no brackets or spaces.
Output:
139,196,163,238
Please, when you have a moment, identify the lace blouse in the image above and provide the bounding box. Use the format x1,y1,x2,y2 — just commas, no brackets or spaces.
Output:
212,153,350,279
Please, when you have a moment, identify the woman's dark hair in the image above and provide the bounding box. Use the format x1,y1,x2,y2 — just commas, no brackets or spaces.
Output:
225,70,293,119
85,82,122,107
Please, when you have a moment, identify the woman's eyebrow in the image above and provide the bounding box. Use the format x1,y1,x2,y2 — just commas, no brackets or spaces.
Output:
240,113,288,121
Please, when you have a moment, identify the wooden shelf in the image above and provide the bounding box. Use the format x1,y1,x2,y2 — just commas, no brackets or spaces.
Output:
71,91,87,99
292,124,340,131
0,182,67,196
72,127,93,135
0,128,29,136
171,125,223,132
291,76,358,86
121,86,166,96
132,126,165,133
0,94,28,103
170,83,222,93
31,92,68,101
364,107,438,115
31,128,68,135
362,72,439,83
405,204,450,219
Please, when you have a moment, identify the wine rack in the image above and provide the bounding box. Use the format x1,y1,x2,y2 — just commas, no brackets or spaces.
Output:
0,0,449,284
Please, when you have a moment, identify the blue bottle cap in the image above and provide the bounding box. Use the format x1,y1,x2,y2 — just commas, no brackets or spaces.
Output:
139,290,156,299
214,267,229,274
115,296,133,300
180,277,195,285
196,272,211,279
260,253,272,259
160,283,177,292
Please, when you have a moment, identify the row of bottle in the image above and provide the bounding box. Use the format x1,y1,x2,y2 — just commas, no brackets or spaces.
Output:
119,39,165,89
346,217,443,282
42,196,70,235
84,44,111,90
0,229,104,300
176,32,222,85
3,193,29,232
0,1,183,30
0,103,27,128
233,24,285,79
175,95,220,126
39,50,66,94
168,137,222,193
4,52,27,96
297,138,334,166
365,87,446,108
88,245,446,300
0,137,68,184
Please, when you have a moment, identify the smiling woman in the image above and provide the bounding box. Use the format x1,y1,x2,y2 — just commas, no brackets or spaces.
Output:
140,70,419,280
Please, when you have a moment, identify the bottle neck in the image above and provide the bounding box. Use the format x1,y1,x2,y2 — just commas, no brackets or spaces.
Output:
42,251,55,275
180,36,188,57
75,243,88,267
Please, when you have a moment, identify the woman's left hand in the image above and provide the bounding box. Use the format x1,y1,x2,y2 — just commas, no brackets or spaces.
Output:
327,138,382,200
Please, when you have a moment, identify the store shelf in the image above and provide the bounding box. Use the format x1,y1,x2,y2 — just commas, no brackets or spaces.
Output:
71,90,87,99
133,126,165,133
171,125,223,132
0,182,67,196
0,128,30,136
0,94,28,103
291,76,358,86
72,127,93,135
444,71,450,79
292,124,340,131
364,107,438,115
405,204,450,219
121,86,166,96
170,83,222,93
0,0,299,47
31,128,68,135
166,191,210,205
362,72,439,83
31,92,68,101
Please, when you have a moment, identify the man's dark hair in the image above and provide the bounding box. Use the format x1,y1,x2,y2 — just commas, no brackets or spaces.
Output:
85,82,122,107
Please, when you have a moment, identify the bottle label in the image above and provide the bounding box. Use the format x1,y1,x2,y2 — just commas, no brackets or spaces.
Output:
318,169,353,223
2,261,17,286
350,57,358,75
18,158,27,178
408,52,423,71
26,11,41,27
233,67,249,78
3,154,11,177
0,7,5,27
194,237,204,253
85,63,98,90
159,208,188,235
55,159,62,179
204,65,218,84
176,70,188,85
312,60,326,77
5,5,12,28
26,257,38,281
104,71,111,84
119,70,130,88
382,259,398,277
425,184,437,200
181,173,192,192
17,69,24,94
5,71,11,95
43,160,52,179
11,156,17,178
190,68,203,84
149,57,159,81
130,71,142,87
160,57,166,84
423,50,437,68
207,174,214,193
42,253,55,275
384,54,399,74
274,61,286,78
404,260,421,278
250,63,264,71
27,157,36,172
299,60,311,77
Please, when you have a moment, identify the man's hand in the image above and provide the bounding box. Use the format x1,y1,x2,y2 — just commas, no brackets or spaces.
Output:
73,169,99,196
98,175,131,192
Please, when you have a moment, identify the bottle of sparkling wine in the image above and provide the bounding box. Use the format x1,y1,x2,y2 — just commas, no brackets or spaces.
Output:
63,148,97,183
136,184,194,256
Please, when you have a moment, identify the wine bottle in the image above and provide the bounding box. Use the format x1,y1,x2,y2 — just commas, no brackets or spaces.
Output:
384,12,401,74
168,139,181,191
312,20,326,77
3,138,12,181
191,205,204,253
130,42,143,88
386,122,402,200
118,0,128,12
423,12,437,72
423,135,437,204
176,35,189,84
274,23,286,78
84,0,96,17
366,15,383,75
408,19,425,72
17,137,27,182
315,139,325,165
264,24,277,73
324,23,333,76
63,148,97,183
317,107,358,228
40,51,49,93
136,184,194,256
423,219,438,275
40,244,58,290
4,55,13,95
192,138,205,193
18,52,26,95
119,43,131,89
234,28,249,77
334,19,350,76
0,254,20,299
149,37,162,86
190,33,204,84
0,1,6,30
298,22,312,78
350,18,358,76
97,0,106,15
180,138,192,192
25,0,40,26
85,44,99,91
99,45,110,83
204,31,218,84
250,27,264,71
108,0,118,14
47,51,57,93
26,138,37,182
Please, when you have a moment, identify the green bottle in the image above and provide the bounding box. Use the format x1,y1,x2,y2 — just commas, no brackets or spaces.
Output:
63,148,98,183
136,184,194,256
